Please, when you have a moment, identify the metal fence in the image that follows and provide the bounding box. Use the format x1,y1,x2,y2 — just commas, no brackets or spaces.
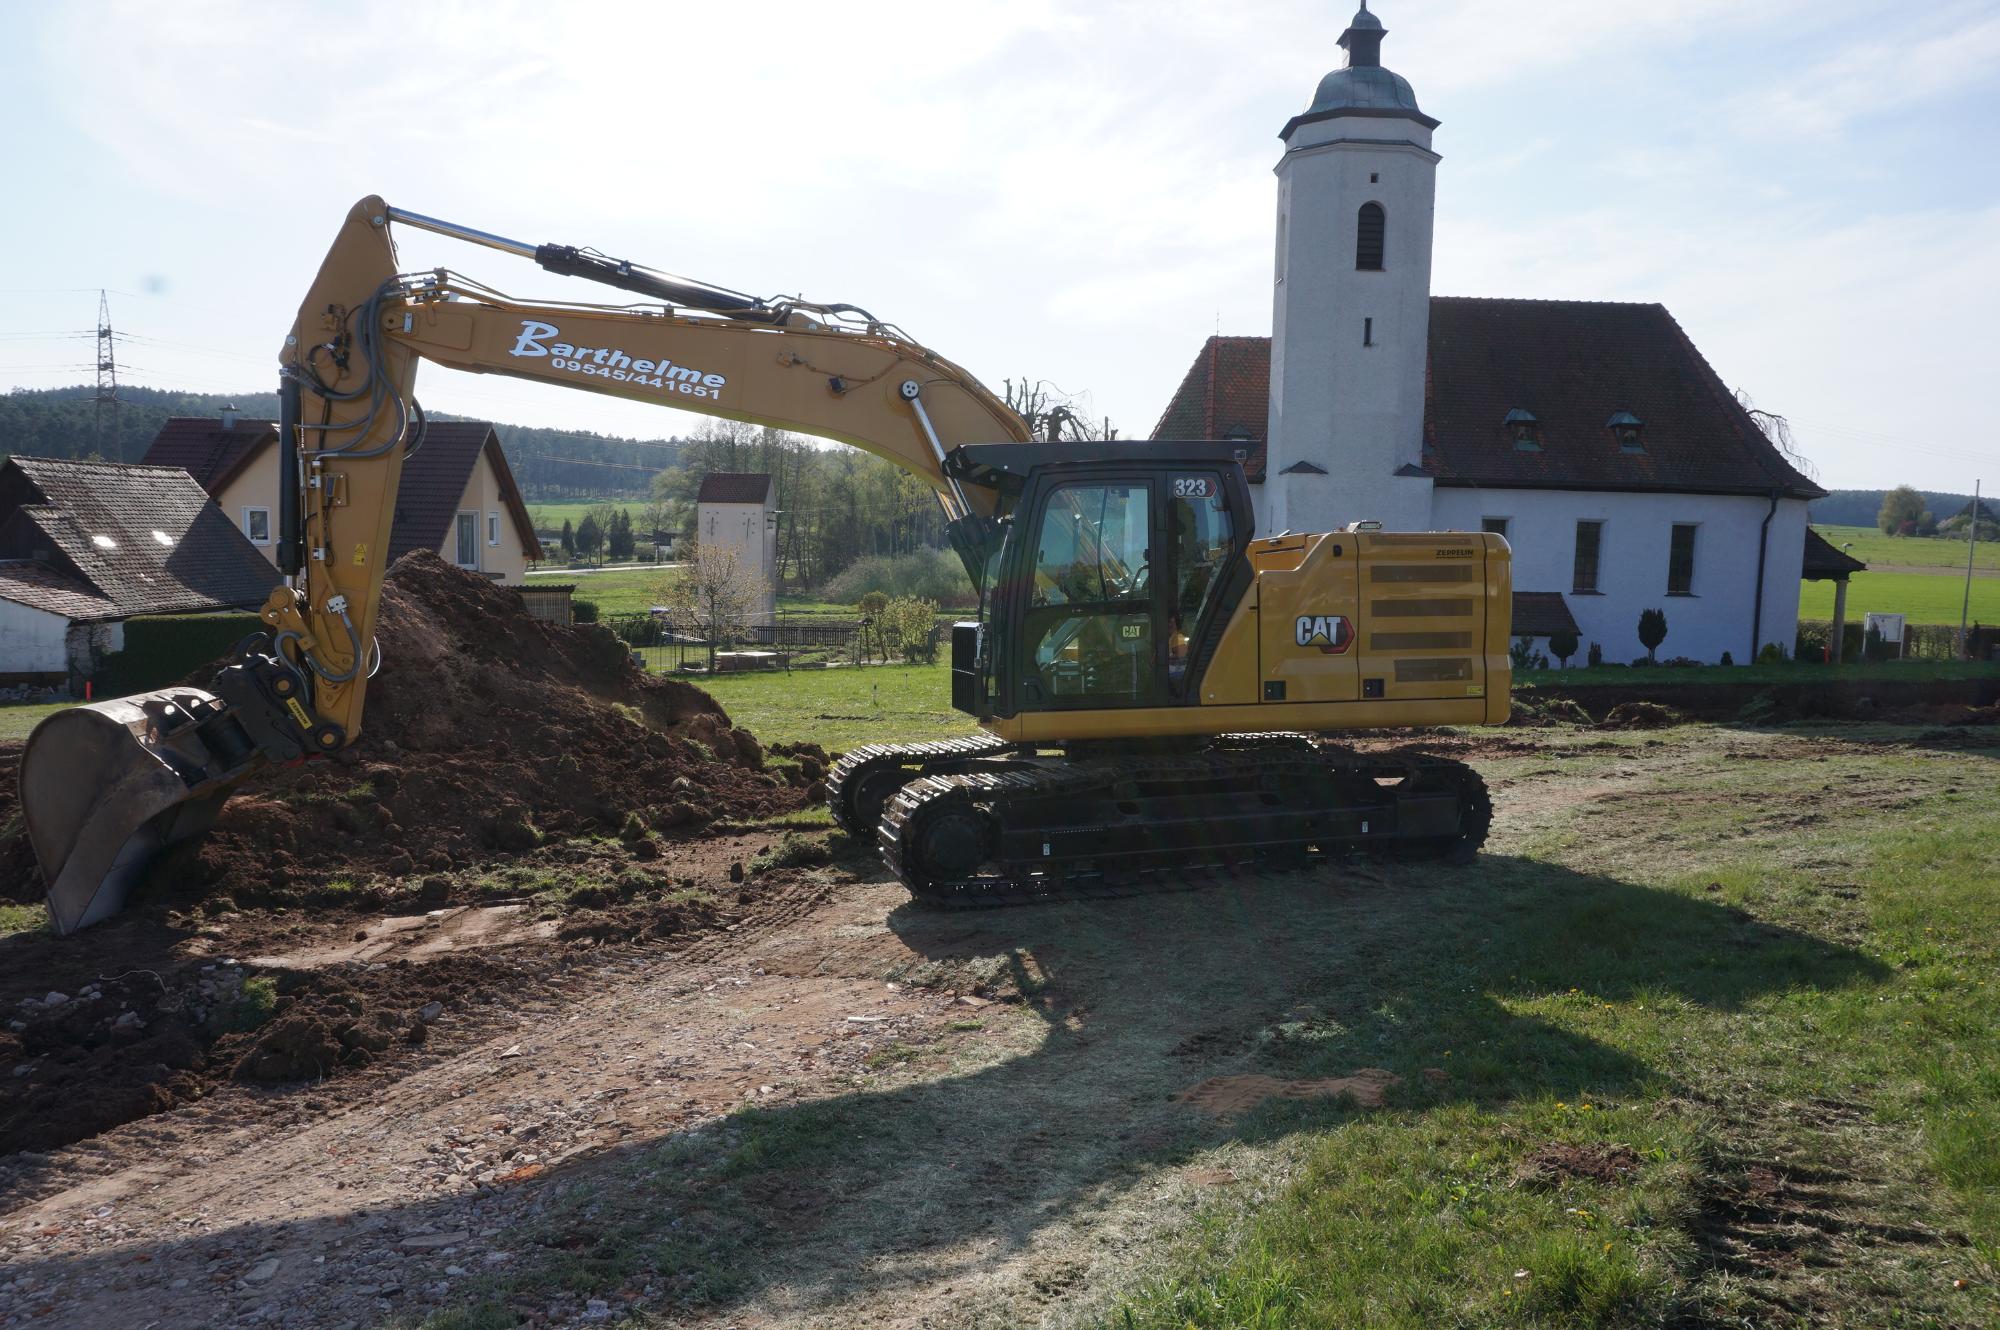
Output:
604,612,956,673
1797,618,1999,663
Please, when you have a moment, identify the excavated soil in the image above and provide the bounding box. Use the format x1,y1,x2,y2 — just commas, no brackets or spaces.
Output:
1515,1141,1644,1188
0,553,836,1153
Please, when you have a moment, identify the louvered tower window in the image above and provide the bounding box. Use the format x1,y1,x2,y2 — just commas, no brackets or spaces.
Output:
1356,203,1386,271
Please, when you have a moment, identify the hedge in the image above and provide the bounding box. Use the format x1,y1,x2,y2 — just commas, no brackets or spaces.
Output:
91,612,264,695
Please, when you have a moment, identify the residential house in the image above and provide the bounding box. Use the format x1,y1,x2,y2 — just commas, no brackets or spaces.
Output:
1154,5,1822,664
0,456,279,688
142,412,540,583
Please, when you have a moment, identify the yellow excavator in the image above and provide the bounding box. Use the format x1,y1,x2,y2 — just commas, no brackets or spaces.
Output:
21,197,1511,932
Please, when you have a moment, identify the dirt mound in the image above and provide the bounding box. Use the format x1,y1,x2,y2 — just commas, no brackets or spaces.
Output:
1514,1141,1642,1188
139,552,810,909
1601,700,1681,730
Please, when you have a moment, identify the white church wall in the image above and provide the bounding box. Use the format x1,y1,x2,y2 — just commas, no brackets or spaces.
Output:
1431,488,1809,663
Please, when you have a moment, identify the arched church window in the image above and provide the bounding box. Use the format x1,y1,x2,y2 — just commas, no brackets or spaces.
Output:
1355,203,1386,271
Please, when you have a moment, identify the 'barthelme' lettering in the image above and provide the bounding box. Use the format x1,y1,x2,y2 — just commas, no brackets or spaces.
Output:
509,320,727,396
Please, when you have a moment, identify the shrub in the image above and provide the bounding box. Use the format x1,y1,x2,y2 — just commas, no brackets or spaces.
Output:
1547,626,1580,669
1757,641,1787,665
1508,637,1548,671
1720,650,1734,667
92,612,264,695
1636,607,1668,664
571,598,600,624
883,596,942,664
821,548,974,607
1586,641,1603,668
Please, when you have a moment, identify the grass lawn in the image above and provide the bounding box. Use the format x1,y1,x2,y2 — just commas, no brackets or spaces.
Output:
0,701,69,742
693,659,974,751
1812,523,2000,573
1799,568,2000,624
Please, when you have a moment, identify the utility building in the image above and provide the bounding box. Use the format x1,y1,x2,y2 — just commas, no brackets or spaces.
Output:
1157,3,1822,664
694,472,778,624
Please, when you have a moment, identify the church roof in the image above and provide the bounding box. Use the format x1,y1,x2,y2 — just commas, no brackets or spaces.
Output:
1150,299,1825,500
1284,1,1437,138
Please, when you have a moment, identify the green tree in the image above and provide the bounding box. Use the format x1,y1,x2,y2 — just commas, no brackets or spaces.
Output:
606,508,635,560
1547,625,1580,670
576,513,604,565
1878,485,1925,535
559,518,575,559
1637,607,1668,664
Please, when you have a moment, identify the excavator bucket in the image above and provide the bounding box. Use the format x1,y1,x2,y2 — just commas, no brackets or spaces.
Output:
20,689,255,935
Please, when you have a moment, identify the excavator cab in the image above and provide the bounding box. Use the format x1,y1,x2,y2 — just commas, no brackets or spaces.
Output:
943,442,1255,722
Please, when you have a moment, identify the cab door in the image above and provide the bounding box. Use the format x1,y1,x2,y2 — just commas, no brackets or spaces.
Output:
1004,474,1166,713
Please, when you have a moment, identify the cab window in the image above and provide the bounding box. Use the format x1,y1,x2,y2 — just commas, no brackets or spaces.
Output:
1166,473,1233,687
1024,482,1156,706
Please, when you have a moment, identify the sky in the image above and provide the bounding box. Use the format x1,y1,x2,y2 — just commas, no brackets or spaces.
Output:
0,0,1995,493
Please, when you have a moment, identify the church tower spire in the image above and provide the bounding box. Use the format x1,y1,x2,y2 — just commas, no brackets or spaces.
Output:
1263,1,1440,537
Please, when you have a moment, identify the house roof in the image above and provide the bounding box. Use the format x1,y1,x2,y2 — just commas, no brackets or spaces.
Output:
140,417,277,495
386,422,539,563
1152,300,1824,500
696,472,773,505
0,559,120,621
1150,336,1271,474
1801,527,1868,581
0,457,280,617
140,416,539,563
1512,591,1581,640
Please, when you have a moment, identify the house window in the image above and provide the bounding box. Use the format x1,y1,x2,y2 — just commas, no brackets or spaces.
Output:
1481,517,1510,539
1573,520,1604,594
1504,408,1540,451
488,511,501,546
1363,317,1374,347
455,511,479,569
1355,202,1386,271
242,507,271,545
1668,523,1698,595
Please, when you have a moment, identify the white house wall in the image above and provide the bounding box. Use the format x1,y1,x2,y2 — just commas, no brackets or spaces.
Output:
1430,488,1807,663
0,599,72,675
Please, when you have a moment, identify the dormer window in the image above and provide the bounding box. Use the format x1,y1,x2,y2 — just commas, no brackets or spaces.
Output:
1607,411,1644,453
1503,408,1540,451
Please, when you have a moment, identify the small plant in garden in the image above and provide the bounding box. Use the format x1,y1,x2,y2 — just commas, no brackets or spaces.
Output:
1637,607,1668,664
1587,641,1603,668
1548,626,1580,669
1758,641,1788,665
1720,650,1734,666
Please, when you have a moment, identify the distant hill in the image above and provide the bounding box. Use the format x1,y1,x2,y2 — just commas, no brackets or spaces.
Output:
1810,489,1980,528
0,384,679,500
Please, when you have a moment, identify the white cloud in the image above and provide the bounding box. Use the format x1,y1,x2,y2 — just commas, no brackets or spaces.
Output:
1732,5,2000,137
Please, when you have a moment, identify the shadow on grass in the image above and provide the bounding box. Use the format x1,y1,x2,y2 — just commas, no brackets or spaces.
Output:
2,854,1889,1327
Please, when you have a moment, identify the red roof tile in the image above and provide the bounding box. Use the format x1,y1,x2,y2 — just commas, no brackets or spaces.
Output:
1153,300,1822,498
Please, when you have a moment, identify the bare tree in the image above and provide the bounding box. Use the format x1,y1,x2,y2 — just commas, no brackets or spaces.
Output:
1734,388,1818,481
657,539,765,673
1004,377,1116,443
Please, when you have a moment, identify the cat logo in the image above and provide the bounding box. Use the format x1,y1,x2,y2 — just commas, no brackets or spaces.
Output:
1293,614,1353,654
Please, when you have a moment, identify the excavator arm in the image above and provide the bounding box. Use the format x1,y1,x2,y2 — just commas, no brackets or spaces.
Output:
24,196,1032,932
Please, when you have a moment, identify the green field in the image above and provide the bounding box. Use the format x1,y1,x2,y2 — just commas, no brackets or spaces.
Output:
524,499,648,531
1811,523,1999,572
1799,569,2000,624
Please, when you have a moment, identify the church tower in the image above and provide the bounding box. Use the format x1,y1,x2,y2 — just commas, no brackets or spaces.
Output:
1263,2,1439,536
